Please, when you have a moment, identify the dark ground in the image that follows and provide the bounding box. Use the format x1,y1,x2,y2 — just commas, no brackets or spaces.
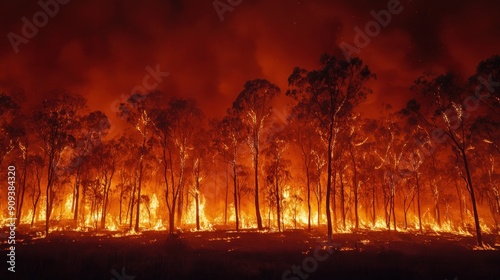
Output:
1,228,499,280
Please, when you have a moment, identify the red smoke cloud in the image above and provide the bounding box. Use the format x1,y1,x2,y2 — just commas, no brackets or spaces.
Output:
1,0,499,122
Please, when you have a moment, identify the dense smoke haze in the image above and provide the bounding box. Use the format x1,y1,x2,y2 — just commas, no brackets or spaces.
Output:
1,1,500,279
1,0,499,120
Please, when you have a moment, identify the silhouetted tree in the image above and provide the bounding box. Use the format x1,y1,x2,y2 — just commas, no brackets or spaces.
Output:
71,111,110,226
233,79,280,230
150,97,203,233
32,92,85,235
212,109,245,231
264,124,291,232
119,92,155,232
404,69,492,246
288,115,317,230
288,55,374,242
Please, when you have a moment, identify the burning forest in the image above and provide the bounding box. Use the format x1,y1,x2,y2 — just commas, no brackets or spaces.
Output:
1,0,500,279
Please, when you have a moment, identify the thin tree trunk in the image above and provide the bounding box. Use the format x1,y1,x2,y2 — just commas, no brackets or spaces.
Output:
135,157,144,232
392,183,397,232
129,180,136,230
349,148,359,230
31,170,42,228
462,151,483,246
195,189,200,230
254,138,263,230
275,172,281,232
101,171,114,229
416,172,422,233
332,168,337,231
306,165,311,231
326,131,333,243
195,160,201,231
339,168,346,230
233,161,239,231
73,165,81,224
224,165,228,225
372,183,376,227
45,152,55,236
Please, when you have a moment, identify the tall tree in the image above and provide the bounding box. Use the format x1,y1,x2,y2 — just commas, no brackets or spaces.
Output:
287,55,374,242
212,110,245,231
27,154,45,227
192,128,210,231
264,124,291,232
404,71,488,246
93,138,120,229
375,106,407,231
71,111,110,226
32,92,85,235
15,115,30,226
344,114,368,230
289,115,317,230
233,79,280,230
119,92,153,232
150,97,203,233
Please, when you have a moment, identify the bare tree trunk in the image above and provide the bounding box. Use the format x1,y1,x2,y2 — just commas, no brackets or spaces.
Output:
177,188,183,226
169,205,175,234
254,139,263,230
73,165,81,224
129,180,136,230
339,168,346,230
233,162,239,231
416,172,422,233
432,181,441,227
101,172,114,229
461,151,483,246
195,190,200,230
176,150,186,228
372,183,376,227
119,191,123,225
391,181,397,232
45,152,55,236
326,131,333,243
316,178,322,226
275,177,281,232
349,148,359,230
306,165,311,231
31,169,42,228
135,157,144,232
224,165,228,225
455,180,465,228
195,160,201,231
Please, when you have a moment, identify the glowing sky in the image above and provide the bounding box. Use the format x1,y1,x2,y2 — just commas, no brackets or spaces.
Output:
1,0,499,124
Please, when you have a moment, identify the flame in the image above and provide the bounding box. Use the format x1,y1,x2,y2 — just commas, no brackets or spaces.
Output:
14,178,498,242
183,194,213,231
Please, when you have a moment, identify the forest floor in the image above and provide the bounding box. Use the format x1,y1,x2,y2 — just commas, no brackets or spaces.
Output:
1,226,500,280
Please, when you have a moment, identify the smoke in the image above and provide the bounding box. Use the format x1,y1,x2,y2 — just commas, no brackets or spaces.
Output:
1,0,499,121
